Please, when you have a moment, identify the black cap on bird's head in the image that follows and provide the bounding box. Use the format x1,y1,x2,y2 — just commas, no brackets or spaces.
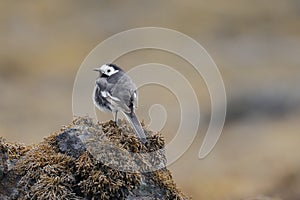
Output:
107,63,122,70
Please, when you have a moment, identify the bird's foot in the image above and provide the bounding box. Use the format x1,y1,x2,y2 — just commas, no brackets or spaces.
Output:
114,119,119,126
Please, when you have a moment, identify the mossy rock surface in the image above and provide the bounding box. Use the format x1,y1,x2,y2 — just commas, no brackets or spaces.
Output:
0,117,189,200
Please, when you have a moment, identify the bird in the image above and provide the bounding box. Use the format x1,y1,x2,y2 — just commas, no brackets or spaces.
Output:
93,63,147,143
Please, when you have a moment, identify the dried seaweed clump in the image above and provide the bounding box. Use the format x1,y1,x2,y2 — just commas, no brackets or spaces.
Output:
152,168,188,199
0,116,189,199
76,151,141,199
16,136,78,199
0,137,30,161
101,120,165,153
0,137,31,199
83,119,167,173
96,119,188,199
10,129,140,200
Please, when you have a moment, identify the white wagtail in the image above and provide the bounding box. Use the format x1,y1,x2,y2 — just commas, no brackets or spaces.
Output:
93,64,147,143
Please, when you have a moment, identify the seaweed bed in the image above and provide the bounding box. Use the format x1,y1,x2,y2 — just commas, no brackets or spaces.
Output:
0,117,189,200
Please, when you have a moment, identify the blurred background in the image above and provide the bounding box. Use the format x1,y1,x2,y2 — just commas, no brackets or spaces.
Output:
1,1,300,199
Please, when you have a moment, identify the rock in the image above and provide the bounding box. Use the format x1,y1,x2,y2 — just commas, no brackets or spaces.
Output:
0,117,189,200
56,128,87,159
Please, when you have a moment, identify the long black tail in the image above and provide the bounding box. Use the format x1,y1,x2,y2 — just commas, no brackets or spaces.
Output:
124,111,147,143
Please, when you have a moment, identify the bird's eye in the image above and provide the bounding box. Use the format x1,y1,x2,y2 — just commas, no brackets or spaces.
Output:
107,69,111,73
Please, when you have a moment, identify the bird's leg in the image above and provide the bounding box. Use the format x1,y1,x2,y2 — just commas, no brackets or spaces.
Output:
114,111,118,125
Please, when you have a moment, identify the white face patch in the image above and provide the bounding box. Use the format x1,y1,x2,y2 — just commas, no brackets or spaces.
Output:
100,64,119,77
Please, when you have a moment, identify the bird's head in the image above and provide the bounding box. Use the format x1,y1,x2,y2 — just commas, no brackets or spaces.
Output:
93,64,121,77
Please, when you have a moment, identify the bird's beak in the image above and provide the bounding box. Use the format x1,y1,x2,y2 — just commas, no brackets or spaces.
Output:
93,68,104,76
93,68,101,72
